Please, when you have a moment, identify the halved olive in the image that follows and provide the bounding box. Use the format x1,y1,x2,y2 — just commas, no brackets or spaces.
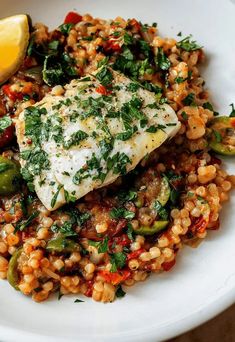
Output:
46,236,80,253
209,116,235,156
0,155,21,195
7,248,22,290
133,220,169,236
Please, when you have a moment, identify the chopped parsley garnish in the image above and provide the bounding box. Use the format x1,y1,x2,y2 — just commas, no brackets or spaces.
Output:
74,299,84,303
229,103,235,117
123,32,134,45
14,211,39,232
88,237,109,253
97,57,109,68
51,220,77,237
107,152,131,175
202,102,213,111
182,93,195,106
96,66,113,86
59,23,74,35
175,76,187,84
126,223,135,241
153,201,168,220
118,190,137,203
116,285,126,298
155,48,171,71
109,207,135,220
177,35,202,51
51,185,63,208
146,125,158,133
181,111,188,121
63,130,88,149
0,116,12,133
116,126,138,141
126,82,140,92
110,252,126,272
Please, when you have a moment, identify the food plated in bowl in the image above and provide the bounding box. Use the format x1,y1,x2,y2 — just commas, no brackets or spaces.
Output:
0,4,234,310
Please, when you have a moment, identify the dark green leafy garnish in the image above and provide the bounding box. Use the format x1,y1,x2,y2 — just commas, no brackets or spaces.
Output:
153,201,168,220
110,207,135,220
0,116,12,133
181,111,188,121
155,48,171,71
74,298,84,303
229,103,235,117
116,285,126,298
96,66,113,86
51,185,63,208
63,130,88,149
88,237,109,253
182,93,195,106
110,252,126,272
14,211,39,232
177,35,202,51
59,23,74,35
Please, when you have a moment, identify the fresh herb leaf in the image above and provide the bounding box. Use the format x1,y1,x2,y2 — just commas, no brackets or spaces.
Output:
59,23,74,35
110,252,126,272
181,111,188,120
63,130,88,149
229,103,235,117
116,285,126,298
0,116,12,133
155,48,171,71
58,292,64,300
123,32,134,45
51,185,63,208
97,57,109,68
74,299,84,303
118,190,137,203
153,201,168,220
89,236,109,253
116,126,138,141
177,35,202,51
110,207,135,220
14,211,39,232
96,66,113,87
203,102,214,111
126,223,134,241
182,93,195,106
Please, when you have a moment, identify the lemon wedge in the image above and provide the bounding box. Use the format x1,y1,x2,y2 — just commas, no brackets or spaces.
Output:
0,14,29,84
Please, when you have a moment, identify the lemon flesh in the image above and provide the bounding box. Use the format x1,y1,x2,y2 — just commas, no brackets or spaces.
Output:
0,14,29,84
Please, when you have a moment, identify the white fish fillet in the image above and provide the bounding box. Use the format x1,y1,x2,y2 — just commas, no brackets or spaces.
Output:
16,68,181,210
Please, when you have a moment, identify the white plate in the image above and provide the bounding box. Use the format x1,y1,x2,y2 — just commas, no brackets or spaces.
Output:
1,0,235,341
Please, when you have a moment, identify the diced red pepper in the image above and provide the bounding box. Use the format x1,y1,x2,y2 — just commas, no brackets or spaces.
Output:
0,124,14,148
84,280,94,297
98,269,131,285
127,248,145,261
104,40,122,53
2,85,23,102
64,11,82,24
162,259,176,272
191,216,208,234
95,85,111,96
